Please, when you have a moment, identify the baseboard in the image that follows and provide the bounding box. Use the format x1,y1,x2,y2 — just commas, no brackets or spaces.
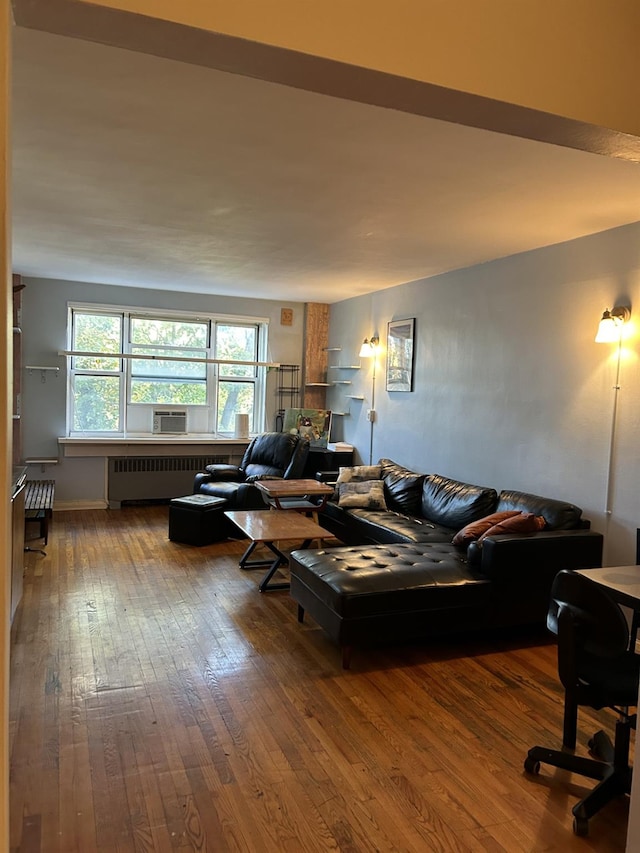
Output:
53,500,108,511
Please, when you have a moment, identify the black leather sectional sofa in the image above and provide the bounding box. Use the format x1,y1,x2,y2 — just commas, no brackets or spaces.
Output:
289,458,604,668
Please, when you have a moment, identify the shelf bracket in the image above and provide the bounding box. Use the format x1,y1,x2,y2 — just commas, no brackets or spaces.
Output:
26,365,60,383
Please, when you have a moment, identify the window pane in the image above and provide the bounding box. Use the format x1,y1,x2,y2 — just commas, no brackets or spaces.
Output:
130,347,207,379
216,324,257,378
131,379,207,405
73,375,121,431
217,381,254,432
73,313,121,371
131,317,208,348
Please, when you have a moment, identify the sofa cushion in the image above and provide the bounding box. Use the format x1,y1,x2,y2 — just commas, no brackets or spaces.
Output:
337,465,382,483
239,432,309,480
478,512,546,542
244,464,286,481
289,542,490,619
496,489,583,530
452,510,521,545
379,458,425,515
421,474,498,530
338,480,387,510
320,502,454,546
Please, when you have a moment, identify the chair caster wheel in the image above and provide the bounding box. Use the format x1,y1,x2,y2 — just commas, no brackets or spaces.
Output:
524,756,540,774
573,816,589,837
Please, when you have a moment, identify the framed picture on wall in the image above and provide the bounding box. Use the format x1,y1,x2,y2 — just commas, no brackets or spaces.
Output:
282,408,332,448
386,318,415,392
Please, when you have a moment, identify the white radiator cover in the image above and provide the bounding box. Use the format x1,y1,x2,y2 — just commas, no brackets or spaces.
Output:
108,455,228,507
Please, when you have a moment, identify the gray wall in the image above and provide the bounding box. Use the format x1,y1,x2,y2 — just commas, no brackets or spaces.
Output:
327,221,640,566
20,277,305,504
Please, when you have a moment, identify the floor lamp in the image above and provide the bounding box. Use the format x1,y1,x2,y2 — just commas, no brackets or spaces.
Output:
595,305,631,517
359,335,379,465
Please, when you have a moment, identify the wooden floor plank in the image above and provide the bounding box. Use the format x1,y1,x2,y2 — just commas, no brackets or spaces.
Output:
9,505,632,852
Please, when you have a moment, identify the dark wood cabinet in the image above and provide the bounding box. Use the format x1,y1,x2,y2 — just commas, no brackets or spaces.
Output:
303,448,353,478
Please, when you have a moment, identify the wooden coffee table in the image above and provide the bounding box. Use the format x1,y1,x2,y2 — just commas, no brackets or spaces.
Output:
225,509,329,592
254,478,334,520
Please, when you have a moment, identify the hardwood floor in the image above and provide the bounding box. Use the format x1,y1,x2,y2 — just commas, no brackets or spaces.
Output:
10,506,631,852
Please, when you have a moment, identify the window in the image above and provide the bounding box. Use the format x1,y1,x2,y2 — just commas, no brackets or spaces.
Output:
68,305,268,436
215,324,258,433
130,317,209,405
70,311,123,432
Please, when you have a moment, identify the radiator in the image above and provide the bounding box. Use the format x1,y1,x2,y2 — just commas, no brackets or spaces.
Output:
108,455,229,508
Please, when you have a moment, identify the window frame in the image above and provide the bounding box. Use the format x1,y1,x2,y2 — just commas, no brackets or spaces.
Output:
127,313,212,409
66,302,270,437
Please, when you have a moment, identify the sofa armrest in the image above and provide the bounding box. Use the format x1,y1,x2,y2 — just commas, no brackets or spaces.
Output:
473,529,604,581
200,464,244,483
315,470,339,483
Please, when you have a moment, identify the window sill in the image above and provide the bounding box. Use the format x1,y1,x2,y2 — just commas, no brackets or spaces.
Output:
58,435,251,457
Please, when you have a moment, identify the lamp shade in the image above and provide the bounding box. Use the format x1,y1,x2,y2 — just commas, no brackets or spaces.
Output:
595,312,618,343
595,306,630,343
359,335,379,357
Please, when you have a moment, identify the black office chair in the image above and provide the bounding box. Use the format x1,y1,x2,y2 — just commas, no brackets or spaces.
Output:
524,569,639,836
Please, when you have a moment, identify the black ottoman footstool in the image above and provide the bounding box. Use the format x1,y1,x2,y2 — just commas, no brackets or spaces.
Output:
289,542,490,668
169,495,229,545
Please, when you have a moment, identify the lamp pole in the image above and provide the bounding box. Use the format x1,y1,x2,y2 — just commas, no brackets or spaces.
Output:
368,353,376,465
359,335,379,466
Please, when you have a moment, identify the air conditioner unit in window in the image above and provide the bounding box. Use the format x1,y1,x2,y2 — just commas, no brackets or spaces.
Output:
152,409,188,434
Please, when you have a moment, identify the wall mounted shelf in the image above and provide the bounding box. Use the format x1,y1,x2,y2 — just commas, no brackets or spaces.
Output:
275,364,300,431
25,457,59,473
345,395,364,400
332,380,352,385
26,365,60,383
328,365,361,370
306,382,331,387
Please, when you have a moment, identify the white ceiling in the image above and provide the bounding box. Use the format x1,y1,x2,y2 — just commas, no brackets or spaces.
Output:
11,26,640,305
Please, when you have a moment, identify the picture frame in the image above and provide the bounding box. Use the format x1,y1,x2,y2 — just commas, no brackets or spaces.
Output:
386,318,415,392
282,407,332,448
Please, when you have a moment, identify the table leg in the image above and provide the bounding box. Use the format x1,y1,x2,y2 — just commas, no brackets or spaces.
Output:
238,539,275,570
237,539,290,592
238,536,326,593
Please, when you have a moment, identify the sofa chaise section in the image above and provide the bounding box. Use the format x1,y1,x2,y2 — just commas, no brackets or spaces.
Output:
289,459,604,667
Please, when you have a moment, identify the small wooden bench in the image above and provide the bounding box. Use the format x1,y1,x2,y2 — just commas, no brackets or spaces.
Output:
25,479,55,546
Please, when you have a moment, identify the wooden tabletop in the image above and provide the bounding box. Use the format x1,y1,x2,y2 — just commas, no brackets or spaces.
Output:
225,509,328,542
253,479,334,498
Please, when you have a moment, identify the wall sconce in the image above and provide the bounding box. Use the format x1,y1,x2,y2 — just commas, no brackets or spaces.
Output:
595,306,631,343
359,335,379,358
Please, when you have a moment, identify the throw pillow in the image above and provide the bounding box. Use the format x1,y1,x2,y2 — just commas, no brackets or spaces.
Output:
337,465,382,483
338,480,387,510
478,512,546,542
452,510,522,545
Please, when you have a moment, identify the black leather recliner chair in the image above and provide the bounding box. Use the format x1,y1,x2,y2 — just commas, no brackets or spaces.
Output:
193,432,310,509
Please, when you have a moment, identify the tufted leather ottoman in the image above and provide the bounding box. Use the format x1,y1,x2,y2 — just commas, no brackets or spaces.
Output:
289,542,491,668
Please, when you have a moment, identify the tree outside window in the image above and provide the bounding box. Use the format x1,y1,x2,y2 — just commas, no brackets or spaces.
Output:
68,308,267,435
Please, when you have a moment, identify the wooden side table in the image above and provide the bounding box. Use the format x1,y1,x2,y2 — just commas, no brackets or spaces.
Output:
254,478,334,521
225,509,329,591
